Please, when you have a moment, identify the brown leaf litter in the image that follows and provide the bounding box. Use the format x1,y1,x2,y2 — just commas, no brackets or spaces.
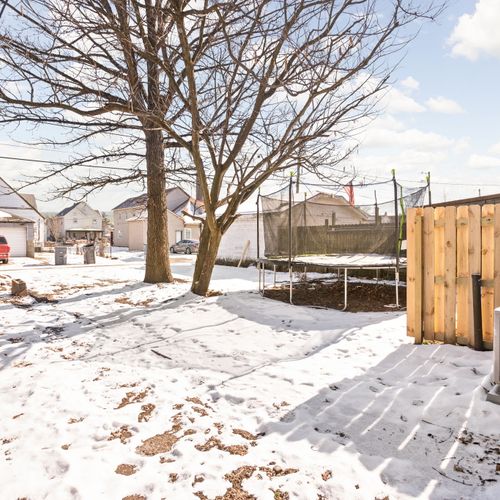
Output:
115,296,153,307
232,429,257,441
116,389,149,409
321,470,332,481
138,403,155,422
259,465,298,479
135,420,182,456
195,466,256,500
115,464,138,476
108,425,133,444
195,437,248,456
122,495,146,500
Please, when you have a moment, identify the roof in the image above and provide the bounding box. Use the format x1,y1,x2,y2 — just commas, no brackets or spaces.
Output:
0,177,45,220
57,202,81,217
21,194,37,210
113,187,182,210
0,209,34,223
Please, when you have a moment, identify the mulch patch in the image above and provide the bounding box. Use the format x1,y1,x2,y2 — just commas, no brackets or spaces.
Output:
263,279,405,312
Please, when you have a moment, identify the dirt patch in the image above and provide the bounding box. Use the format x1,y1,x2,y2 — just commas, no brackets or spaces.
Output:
122,495,145,500
108,425,133,444
115,464,137,476
115,296,153,307
136,428,179,456
169,473,178,482
264,279,405,312
195,437,248,456
138,403,155,423
322,470,333,481
196,466,257,500
68,417,84,424
116,389,149,409
259,465,298,478
232,429,257,441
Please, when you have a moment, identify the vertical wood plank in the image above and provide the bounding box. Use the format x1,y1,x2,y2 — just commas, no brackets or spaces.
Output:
468,205,481,348
456,205,469,345
481,204,495,347
434,207,445,341
414,210,423,343
423,207,435,340
407,208,416,338
494,204,500,326
444,206,457,344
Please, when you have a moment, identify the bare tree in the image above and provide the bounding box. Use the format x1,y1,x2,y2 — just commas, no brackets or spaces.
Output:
150,0,444,295
0,0,207,283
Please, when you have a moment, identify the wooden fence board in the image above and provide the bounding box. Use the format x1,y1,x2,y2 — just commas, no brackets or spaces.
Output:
433,207,445,341
456,205,470,345
481,204,495,347
444,206,457,343
407,209,417,338
468,205,481,348
423,207,435,340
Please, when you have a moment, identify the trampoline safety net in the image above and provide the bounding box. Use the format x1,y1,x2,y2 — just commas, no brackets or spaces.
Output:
260,179,428,260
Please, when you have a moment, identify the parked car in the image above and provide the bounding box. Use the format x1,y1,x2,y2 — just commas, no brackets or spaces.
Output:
170,239,199,254
0,235,10,263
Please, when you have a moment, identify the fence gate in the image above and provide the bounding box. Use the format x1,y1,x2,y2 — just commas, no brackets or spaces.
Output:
407,204,500,350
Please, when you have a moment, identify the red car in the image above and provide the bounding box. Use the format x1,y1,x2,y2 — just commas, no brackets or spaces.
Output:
0,235,10,263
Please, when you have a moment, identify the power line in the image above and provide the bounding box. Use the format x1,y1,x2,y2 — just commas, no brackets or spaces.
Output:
0,154,140,172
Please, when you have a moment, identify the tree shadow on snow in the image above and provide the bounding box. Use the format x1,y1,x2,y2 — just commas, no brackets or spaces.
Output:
257,343,498,499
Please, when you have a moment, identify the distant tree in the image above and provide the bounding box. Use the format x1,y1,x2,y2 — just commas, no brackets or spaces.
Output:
157,0,444,295
0,0,212,283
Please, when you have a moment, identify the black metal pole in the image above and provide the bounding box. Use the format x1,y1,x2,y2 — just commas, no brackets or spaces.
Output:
427,171,432,206
472,273,484,351
256,191,260,260
392,170,400,272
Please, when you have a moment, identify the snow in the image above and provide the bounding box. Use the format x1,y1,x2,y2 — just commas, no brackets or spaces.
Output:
261,253,406,268
1,253,499,500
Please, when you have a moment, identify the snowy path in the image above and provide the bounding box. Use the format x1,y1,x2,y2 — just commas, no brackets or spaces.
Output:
0,256,499,500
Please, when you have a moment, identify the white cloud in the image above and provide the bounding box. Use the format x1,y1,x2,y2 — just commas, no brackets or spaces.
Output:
468,153,500,168
363,126,456,151
425,96,464,114
488,141,500,155
400,76,420,92
448,0,500,60
383,87,425,113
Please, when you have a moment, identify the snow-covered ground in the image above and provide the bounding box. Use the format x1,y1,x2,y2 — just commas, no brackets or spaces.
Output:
1,253,498,500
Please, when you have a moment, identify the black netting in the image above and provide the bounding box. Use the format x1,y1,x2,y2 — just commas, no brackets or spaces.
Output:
260,180,428,260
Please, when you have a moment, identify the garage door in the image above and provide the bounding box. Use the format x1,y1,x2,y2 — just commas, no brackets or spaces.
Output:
0,226,27,256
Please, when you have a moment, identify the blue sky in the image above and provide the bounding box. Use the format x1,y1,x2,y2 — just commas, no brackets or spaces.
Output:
353,0,500,203
1,0,500,211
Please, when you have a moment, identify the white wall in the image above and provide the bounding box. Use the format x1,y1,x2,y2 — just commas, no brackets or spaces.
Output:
218,214,265,260
62,203,102,232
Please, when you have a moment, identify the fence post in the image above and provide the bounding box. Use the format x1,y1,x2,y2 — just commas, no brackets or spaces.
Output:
407,208,423,341
433,207,446,342
472,273,483,351
482,204,495,348
443,206,457,344
423,206,435,341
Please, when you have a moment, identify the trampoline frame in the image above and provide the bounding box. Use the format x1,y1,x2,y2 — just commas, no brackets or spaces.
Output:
257,256,403,310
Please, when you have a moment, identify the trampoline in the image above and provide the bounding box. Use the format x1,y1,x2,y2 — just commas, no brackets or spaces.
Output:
256,173,427,310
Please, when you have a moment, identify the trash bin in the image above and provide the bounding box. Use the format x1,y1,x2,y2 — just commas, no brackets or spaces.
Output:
83,244,96,265
54,246,67,265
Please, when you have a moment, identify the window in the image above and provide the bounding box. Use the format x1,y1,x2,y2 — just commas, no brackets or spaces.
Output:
93,219,97,224
73,218,78,223
184,228,192,239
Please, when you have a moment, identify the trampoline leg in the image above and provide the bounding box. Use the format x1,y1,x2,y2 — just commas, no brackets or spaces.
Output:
395,269,400,308
342,268,348,311
289,265,293,304
262,262,266,292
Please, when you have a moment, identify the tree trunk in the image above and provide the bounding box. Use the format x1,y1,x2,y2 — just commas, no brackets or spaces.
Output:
191,223,222,295
144,128,174,284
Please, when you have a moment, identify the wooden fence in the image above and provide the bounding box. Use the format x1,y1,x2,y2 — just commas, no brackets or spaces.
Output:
407,204,499,350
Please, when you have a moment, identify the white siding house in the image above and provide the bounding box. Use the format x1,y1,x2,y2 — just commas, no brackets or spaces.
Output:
50,202,103,241
0,177,45,256
112,186,203,248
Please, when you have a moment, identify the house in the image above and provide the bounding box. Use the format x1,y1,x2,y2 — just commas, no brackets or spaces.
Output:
49,201,103,241
0,177,46,256
112,186,203,249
